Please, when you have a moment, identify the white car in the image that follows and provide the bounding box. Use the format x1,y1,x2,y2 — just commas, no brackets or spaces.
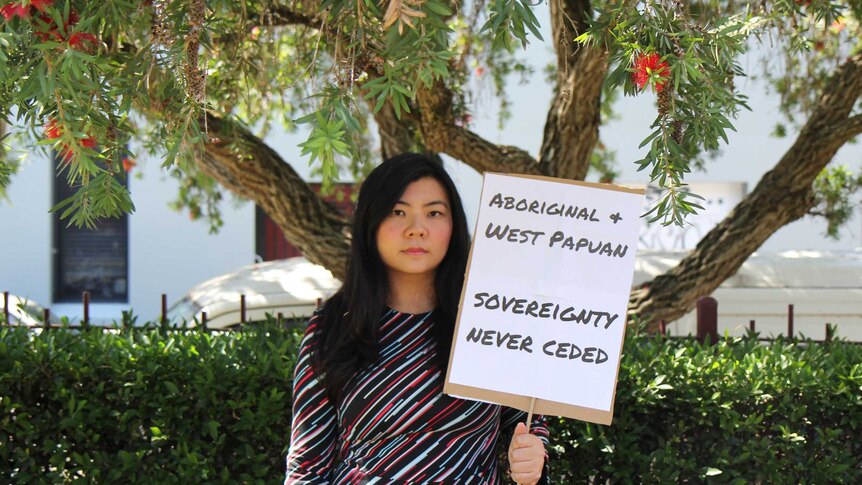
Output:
167,257,341,329
1,293,46,327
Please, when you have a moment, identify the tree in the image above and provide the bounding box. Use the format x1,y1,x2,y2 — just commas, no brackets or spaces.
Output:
1,0,860,328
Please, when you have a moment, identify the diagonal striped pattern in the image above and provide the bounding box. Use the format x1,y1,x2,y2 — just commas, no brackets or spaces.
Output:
285,309,549,484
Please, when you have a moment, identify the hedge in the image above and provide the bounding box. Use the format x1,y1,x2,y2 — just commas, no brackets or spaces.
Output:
1,323,859,484
546,334,862,484
0,324,302,484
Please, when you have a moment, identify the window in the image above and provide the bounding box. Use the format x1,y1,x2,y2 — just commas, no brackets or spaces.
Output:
52,158,129,303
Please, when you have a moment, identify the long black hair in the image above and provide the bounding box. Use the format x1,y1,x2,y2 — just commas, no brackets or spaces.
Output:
314,153,471,403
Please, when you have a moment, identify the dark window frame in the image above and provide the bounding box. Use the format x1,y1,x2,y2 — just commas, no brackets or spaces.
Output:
52,158,130,304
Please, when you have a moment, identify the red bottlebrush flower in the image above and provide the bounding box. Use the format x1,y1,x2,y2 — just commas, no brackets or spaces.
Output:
35,28,63,42
33,9,77,42
30,0,52,12
44,118,62,139
1,2,29,20
33,12,61,41
68,32,98,50
122,157,137,173
631,52,671,93
80,136,97,149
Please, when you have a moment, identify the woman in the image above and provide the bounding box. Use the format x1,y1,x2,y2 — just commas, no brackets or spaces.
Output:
286,153,549,484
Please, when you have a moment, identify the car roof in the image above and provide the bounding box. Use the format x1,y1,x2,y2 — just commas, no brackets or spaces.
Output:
2,294,46,326
184,256,341,315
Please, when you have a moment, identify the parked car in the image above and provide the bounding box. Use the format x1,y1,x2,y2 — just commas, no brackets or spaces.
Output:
167,257,341,329
1,293,46,327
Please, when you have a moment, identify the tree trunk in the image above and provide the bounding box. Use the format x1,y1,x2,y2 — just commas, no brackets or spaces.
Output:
195,111,351,280
373,101,416,160
629,53,862,329
540,0,606,180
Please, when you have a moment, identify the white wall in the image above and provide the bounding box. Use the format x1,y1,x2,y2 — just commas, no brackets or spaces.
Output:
0,151,254,324
0,152,53,311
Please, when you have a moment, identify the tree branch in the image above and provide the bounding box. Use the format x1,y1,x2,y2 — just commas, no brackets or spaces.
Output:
825,113,862,147
549,0,590,77
538,0,607,180
416,80,542,175
259,6,325,29
196,111,351,280
372,100,418,160
629,53,862,329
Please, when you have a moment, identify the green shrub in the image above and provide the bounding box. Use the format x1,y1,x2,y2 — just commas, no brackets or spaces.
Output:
1,323,859,483
547,334,862,484
0,323,302,484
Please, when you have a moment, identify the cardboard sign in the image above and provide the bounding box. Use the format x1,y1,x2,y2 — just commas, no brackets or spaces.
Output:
444,173,645,425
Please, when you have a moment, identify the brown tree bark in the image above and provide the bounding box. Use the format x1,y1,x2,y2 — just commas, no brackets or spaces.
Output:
195,111,351,280
629,53,862,329
539,0,607,180
416,80,543,175
374,101,417,160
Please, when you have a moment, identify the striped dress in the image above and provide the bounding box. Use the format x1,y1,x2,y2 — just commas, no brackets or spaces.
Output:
285,308,550,484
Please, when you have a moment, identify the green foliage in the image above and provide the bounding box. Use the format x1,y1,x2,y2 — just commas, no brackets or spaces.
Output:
0,321,302,483
2,321,860,483
0,130,11,198
481,0,544,51
579,4,758,225
0,0,546,228
577,1,860,225
548,333,862,483
166,161,226,234
811,165,862,238
760,4,860,127
3,0,857,230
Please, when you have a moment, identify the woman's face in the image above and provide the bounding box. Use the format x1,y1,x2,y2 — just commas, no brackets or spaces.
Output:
376,177,453,283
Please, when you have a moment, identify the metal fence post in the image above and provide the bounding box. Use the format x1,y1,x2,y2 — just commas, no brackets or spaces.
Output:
82,291,90,329
161,294,168,325
42,309,50,331
696,296,718,345
240,294,246,324
2,291,8,325
788,304,794,339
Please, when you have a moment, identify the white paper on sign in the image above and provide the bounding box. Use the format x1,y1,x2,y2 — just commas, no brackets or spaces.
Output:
448,173,645,413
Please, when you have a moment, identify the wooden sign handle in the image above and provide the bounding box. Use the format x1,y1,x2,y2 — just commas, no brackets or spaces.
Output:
525,397,536,427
